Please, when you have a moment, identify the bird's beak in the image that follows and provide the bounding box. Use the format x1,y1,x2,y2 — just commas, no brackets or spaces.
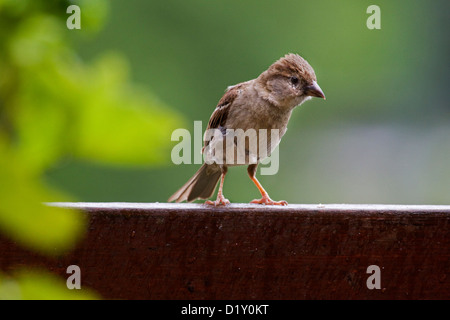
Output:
304,81,326,99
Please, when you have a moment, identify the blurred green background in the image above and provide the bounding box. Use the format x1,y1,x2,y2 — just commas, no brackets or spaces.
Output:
52,0,449,204
0,0,448,299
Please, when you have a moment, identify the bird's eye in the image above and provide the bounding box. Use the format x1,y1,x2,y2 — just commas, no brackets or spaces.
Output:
290,76,299,85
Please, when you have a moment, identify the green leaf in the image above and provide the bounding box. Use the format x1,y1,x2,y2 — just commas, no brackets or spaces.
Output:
0,142,86,255
71,53,186,166
0,270,99,300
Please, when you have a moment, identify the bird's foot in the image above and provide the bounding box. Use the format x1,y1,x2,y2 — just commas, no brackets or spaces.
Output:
205,194,230,206
250,195,288,206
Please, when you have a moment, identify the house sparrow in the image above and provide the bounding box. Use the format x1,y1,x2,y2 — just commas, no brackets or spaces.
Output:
169,53,325,206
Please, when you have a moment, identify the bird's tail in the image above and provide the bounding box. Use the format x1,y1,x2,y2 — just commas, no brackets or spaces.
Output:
168,164,222,203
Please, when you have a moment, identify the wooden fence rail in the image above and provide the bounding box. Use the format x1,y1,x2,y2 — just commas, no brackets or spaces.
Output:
1,203,449,299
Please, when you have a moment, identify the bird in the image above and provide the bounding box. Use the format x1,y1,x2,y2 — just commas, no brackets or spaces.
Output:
168,53,325,206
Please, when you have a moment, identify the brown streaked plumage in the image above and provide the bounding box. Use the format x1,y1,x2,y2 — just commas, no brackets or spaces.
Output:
168,53,325,206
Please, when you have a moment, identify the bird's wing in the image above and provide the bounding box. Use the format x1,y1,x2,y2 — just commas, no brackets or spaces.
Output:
202,84,241,152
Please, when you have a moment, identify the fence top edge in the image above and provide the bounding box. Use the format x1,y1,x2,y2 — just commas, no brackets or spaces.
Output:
45,202,450,214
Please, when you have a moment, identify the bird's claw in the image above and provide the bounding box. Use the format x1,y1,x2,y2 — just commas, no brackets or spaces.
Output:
251,195,288,206
205,195,230,206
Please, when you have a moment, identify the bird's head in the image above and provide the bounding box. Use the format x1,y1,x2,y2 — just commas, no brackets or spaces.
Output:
257,53,325,109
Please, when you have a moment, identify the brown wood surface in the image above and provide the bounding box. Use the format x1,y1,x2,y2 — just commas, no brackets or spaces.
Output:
1,203,449,299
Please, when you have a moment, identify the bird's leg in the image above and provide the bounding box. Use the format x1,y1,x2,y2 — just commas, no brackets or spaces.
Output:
205,166,230,206
247,164,288,206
